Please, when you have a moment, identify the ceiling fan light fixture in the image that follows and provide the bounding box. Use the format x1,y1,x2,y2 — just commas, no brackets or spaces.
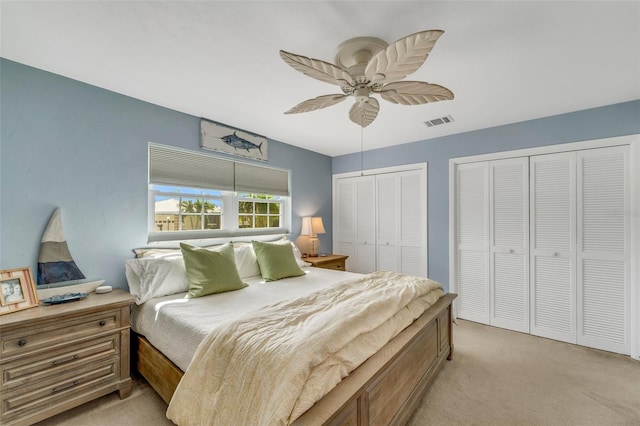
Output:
354,87,371,102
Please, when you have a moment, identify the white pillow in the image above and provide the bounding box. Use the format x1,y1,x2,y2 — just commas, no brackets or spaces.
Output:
233,244,262,279
125,256,189,304
273,237,311,268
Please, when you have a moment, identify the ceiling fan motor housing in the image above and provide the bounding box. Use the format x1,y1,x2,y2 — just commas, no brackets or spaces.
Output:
335,36,388,79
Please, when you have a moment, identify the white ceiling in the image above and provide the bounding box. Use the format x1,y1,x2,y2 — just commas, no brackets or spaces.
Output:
1,1,639,157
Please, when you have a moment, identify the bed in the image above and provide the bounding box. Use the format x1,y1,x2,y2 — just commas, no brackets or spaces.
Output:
126,240,456,425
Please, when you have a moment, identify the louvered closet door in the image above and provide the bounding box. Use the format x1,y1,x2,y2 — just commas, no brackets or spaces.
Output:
377,174,399,272
490,158,529,333
335,178,356,271
577,146,629,354
399,170,427,277
530,152,576,343
355,176,376,273
456,162,490,324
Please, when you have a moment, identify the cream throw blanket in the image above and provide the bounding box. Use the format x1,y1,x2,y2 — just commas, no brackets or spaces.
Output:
166,270,444,426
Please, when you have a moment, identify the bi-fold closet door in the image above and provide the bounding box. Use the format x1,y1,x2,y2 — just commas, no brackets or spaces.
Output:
334,168,427,277
456,145,630,354
529,152,577,343
531,146,630,354
334,176,376,273
455,158,530,333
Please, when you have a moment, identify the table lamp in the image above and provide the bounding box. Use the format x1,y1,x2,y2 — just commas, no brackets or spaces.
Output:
301,216,326,257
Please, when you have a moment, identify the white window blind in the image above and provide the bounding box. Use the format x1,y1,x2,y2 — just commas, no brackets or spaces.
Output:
149,144,289,195
235,162,289,196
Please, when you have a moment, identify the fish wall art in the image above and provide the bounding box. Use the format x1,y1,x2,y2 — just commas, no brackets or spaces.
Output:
200,119,268,161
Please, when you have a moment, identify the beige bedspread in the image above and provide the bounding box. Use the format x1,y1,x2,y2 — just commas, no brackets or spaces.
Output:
166,270,444,426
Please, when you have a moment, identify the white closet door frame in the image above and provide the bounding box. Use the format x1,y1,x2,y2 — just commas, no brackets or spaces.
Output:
449,134,639,360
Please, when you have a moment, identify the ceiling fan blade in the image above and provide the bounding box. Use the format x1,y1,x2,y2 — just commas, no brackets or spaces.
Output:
280,50,354,87
365,30,444,85
379,81,454,105
284,94,347,114
349,97,379,128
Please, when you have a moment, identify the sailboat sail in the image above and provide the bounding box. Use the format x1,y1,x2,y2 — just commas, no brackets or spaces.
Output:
37,208,86,285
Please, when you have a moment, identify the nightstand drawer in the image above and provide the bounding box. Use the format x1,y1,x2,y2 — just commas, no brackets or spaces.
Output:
1,357,120,423
319,259,346,271
1,310,119,359
2,333,120,390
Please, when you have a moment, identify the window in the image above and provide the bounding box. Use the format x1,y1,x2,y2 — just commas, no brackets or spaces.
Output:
237,193,282,229
148,144,290,241
151,186,222,232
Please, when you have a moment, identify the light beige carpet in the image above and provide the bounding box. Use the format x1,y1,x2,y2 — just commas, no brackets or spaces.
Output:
36,320,639,425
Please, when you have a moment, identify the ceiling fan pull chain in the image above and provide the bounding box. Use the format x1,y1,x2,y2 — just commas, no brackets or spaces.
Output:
360,126,364,176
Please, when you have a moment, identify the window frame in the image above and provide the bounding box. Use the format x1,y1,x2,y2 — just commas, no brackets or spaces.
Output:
147,143,292,243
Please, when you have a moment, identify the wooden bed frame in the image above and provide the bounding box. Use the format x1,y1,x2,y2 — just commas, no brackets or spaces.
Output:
133,293,456,425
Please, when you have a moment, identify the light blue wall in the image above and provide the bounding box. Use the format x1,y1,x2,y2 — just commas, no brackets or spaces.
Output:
333,100,640,291
0,58,333,289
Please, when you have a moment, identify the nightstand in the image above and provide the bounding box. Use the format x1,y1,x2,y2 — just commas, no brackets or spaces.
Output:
0,289,134,425
304,254,348,271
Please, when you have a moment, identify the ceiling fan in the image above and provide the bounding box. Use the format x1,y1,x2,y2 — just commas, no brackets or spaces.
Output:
279,30,454,128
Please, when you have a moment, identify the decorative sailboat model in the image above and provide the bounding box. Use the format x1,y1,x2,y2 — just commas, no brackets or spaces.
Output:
36,208,103,300
37,208,86,285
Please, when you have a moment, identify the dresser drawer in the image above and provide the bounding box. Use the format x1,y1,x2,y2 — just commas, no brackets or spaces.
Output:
2,333,120,390
1,310,119,359
1,357,120,423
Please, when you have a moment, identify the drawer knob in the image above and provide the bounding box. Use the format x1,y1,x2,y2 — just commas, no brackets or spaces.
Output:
18,339,27,347
99,320,106,326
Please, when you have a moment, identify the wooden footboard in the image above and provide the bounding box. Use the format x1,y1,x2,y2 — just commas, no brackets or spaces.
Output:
133,293,456,425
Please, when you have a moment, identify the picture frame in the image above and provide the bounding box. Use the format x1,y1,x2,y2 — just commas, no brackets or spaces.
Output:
0,267,39,315
200,119,268,161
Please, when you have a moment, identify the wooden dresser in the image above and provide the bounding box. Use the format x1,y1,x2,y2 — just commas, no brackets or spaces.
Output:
0,289,134,425
304,254,348,271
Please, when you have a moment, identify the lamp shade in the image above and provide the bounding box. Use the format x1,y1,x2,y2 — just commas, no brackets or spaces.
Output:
300,216,327,235
300,217,312,236
310,217,326,234
301,216,325,235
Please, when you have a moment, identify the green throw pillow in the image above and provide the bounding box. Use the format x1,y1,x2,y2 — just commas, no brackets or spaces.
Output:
180,242,248,298
252,240,306,281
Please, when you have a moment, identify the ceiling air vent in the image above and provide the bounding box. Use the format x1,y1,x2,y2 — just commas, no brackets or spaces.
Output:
424,115,454,127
